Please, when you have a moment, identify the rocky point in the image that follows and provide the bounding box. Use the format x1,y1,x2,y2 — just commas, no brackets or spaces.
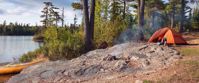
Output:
7,42,181,83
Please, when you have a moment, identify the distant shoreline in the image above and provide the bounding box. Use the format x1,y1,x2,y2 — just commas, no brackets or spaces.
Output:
0,34,35,36
0,35,34,36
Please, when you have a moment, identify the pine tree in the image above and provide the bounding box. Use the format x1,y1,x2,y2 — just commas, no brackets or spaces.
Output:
110,0,122,21
41,2,61,27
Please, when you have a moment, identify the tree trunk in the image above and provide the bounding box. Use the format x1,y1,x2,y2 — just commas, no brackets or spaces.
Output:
140,0,145,28
138,0,145,28
123,0,126,19
90,0,95,40
55,16,58,27
137,0,145,41
62,8,64,27
137,0,141,27
45,9,48,28
170,15,174,28
83,0,92,51
179,0,185,32
171,5,175,28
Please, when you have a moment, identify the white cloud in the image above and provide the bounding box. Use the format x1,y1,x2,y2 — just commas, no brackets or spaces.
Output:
0,0,81,26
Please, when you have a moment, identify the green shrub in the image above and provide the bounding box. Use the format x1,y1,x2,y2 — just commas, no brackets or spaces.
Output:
19,48,43,63
94,17,128,47
43,27,84,60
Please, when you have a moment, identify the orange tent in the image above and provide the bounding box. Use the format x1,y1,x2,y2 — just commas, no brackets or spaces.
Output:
148,27,187,44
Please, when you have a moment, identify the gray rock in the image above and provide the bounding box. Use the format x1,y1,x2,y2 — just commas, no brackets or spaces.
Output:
140,59,150,67
135,80,143,83
130,56,140,61
114,60,128,71
103,54,117,61
7,42,182,83
75,65,102,76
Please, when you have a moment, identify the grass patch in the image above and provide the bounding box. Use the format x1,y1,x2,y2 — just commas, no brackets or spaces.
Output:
183,60,199,79
179,47,199,56
183,60,199,65
143,80,153,83
19,48,44,63
158,60,199,83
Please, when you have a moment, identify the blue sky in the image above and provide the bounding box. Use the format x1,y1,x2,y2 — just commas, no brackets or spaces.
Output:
0,0,82,26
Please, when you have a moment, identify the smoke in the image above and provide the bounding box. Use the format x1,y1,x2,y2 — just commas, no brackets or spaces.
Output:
149,11,166,31
115,10,166,44
114,27,136,44
114,26,148,44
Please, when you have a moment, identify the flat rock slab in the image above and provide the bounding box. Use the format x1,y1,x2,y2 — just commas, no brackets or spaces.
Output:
7,42,181,83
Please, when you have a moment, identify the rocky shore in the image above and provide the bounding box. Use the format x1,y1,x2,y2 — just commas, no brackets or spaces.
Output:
7,42,181,83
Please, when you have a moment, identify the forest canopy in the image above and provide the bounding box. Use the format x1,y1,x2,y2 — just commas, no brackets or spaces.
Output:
0,21,40,35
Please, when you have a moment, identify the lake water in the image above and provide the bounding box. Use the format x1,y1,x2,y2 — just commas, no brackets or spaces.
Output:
0,36,40,63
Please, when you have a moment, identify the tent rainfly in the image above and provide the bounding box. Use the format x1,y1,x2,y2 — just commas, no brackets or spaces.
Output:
148,27,188,45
